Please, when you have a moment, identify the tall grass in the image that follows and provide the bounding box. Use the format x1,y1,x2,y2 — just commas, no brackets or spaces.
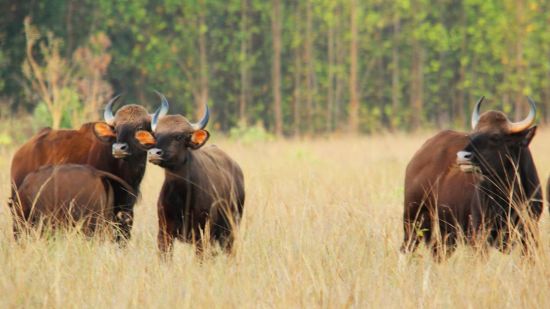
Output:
0,129,549,307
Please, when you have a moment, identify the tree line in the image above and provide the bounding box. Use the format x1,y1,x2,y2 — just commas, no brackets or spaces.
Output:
1,0,549,135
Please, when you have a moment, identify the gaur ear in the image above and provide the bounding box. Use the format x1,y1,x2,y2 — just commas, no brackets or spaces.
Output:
511,125,537,147
188,130,210,149
93,122,116,142
135,130,156,149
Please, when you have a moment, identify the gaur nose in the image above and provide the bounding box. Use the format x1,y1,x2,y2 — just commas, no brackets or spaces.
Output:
457,151,473,161
113,143,129,152
148,148,163,157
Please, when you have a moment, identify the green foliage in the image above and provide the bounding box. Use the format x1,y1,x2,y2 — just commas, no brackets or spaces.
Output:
229,122,275,144
32,103,51,129
32,88,80,129
0,116,37,146
0,132,13,146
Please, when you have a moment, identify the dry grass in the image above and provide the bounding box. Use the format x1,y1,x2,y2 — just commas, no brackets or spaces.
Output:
1,128,550,308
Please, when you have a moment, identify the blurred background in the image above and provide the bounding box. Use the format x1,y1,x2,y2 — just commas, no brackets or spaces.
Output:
1,0,549,143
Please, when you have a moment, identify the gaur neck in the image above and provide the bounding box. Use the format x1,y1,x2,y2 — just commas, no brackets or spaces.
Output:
117,151,148,191
478,176,524,216
477,151,529,215
165,150,195,181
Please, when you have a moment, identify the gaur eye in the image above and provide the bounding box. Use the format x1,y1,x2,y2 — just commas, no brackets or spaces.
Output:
175,135,184,141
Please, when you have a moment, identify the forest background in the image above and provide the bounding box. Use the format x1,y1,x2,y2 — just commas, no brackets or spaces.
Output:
1,0,549,142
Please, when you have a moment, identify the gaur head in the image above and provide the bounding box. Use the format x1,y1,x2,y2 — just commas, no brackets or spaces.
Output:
135,97,210,169
93,92,169,159
457,97,537,176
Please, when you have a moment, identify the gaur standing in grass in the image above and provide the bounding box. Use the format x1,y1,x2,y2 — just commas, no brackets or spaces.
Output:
402,97,542,259
136,102,245,256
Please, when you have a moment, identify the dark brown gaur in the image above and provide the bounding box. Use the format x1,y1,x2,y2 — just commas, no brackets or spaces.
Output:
402,97,542,259
13,164,135,237
9,93,168,241
135,101,245,256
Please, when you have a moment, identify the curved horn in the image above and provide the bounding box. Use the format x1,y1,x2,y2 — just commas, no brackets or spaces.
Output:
471,96,485,130
153,90,169,118
192,104,210,130
104,94,121,125
509,97,536,133
151,91,170,131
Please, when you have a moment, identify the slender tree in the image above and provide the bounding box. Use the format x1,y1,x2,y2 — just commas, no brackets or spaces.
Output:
348,0,359,133
198,1,209,118
409,0,424,130
271,0,283,136
239,0,250,125
391,6,401,130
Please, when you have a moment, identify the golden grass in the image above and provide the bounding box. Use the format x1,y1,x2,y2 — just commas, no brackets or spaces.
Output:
1,128,550,308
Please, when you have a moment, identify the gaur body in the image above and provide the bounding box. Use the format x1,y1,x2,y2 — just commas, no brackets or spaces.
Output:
156,145,245,253
136,102,245,255
14,164,133,237
402,97,542,258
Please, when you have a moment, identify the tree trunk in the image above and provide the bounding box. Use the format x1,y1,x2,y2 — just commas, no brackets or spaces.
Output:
348,0,359,133
271,0,283,136
334,5,344,131
453,3,466,128
198,4,209,119
391,10,400,130
326,6,335,133
293,46,302,136
304,0,314,134
455,63,466,127
410,38,424,130
545,67,550,124
239,0,249,126
409,0,424,130
513,0,526,120
65,0,75,56
52,110,63,130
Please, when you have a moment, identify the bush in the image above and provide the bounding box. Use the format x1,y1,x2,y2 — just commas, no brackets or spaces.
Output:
0,132,13,146
228,121,275,144
0,115,37,146
32,88,80,129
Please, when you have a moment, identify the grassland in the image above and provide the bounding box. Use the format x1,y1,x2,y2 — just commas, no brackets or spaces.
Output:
1,129,550,308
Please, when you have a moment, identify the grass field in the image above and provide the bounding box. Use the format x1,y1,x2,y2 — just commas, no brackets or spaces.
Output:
1,129,550,308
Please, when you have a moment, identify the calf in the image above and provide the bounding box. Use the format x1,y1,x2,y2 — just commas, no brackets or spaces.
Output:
13,164,134,237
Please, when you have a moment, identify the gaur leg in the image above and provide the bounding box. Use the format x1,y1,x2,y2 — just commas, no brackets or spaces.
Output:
519,200,543,257
158,224,177,259
468,225,490,259
401,205,431,254
112,184,136,243
157,206,181,259
193,220,209,257
517,217,539,258
431,231,457,262
430,208,462,261
213,222,233,254
114,210,134,243
8,195,29,241
209,202,241,254
8,197,21,240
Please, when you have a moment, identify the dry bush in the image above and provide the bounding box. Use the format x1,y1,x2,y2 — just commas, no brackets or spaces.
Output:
0,130,549,307
22,17,112,130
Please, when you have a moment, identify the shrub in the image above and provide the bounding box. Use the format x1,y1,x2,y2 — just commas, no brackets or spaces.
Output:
229,121,275,144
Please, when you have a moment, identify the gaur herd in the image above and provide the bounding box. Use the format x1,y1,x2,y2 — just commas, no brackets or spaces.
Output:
5,92,549,260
